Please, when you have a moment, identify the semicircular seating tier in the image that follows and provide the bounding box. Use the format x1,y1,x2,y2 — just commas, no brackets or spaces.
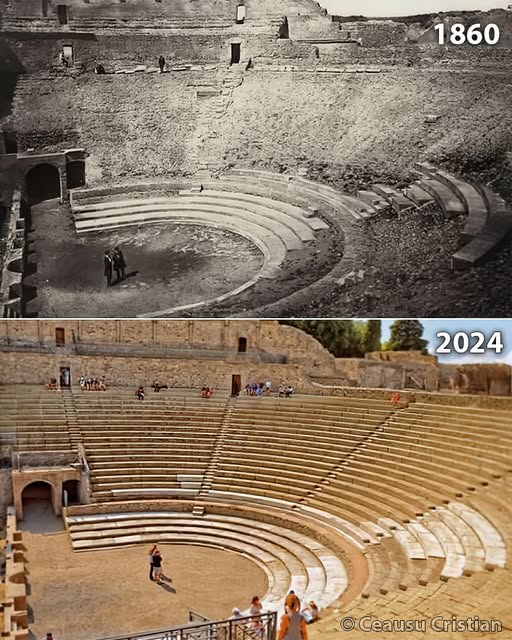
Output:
4,386,511,614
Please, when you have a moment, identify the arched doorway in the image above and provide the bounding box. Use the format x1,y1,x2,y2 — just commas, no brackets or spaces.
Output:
66,160,86,189
26,164,61,203
21,480,53,520
62,479,80,505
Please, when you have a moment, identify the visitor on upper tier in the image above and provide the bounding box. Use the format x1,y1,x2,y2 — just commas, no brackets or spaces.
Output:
278,594,308,640
158,55,166,73
301,601,319,624
244,384,251,395
265,381,272,395
137,385,145,401
391,391,401,408
47,378,58,390
95,63,106,74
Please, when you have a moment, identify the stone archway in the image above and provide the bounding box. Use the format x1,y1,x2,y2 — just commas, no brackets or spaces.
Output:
26,163,61,204
21,480,54,522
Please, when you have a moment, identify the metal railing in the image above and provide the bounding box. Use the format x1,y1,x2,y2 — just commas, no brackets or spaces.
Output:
96,612,277,640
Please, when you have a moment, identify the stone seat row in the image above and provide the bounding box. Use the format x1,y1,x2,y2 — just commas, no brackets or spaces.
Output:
65,510,348,610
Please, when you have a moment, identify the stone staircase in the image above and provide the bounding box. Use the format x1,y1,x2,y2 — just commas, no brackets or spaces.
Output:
197,397,236,498
187,68,245,177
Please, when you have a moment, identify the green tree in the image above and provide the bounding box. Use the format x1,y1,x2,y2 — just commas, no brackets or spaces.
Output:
362,320,382,353
385,320,428,352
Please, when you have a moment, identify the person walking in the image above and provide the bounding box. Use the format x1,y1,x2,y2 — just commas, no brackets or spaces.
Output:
104,250,113,287
278,594,308,640
158,55,166,73
113,246,127,282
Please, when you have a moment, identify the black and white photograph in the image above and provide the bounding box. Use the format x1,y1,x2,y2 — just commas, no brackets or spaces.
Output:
0,0,511,317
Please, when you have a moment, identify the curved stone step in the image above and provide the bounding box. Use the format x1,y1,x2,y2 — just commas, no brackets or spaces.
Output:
403,182,435,208
66,511,348,608
372,184,416,212
415,162,488,240
75,209,287,279
451,187,512,269
227,169,370,221
417,178,465,217
447,502,506,569
74,193,319,243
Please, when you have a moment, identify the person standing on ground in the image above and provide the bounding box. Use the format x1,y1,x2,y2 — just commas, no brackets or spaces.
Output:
113,246,127,282
158,55,166,73
148,544,158,581
278,594,308,640
152,549,163,584
104,250,113,287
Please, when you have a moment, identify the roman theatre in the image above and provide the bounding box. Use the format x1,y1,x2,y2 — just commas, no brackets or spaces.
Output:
0,320,511,639
1,1,512,317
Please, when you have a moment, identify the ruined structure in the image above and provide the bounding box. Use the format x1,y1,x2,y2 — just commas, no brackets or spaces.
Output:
0,2,511,317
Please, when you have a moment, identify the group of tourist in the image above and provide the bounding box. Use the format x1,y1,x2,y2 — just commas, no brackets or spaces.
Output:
104,247,127,287
230,593,318,640
79,376,107,391
278,385,295,398
201,386,214,398
244,381,272,396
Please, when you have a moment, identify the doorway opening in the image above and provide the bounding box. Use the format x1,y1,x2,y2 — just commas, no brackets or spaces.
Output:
62,45,74,66
60,366,71,388
55,327,65,346
236,5,246,24
231,374,241,396
66,160,85,189
26,163,60,203
230,43,241,65
63,479,80,505
57,4,69,25
238,337,247,353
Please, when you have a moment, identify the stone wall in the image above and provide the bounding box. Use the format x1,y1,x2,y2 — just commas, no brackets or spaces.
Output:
0,350,308,390
0,468,14,515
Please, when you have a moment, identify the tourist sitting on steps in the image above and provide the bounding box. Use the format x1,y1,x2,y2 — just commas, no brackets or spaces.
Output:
137,385,145,401
301,602,319,624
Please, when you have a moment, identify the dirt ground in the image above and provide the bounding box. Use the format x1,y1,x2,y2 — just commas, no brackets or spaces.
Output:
20,500,268,640
29,201,264,317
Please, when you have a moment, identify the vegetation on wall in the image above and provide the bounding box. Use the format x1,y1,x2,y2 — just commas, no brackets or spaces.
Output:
282,320,381,357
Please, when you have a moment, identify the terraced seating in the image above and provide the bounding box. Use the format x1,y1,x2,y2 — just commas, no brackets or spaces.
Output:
452,186,512,268
74,388,229,501
227,168,378,221
0,387,72,454
65,510,348,610
410,162,512,268
416,161,488,241
71,184,330,281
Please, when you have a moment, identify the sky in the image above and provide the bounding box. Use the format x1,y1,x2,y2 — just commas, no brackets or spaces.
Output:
317,0,509,16
380,319,512,365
